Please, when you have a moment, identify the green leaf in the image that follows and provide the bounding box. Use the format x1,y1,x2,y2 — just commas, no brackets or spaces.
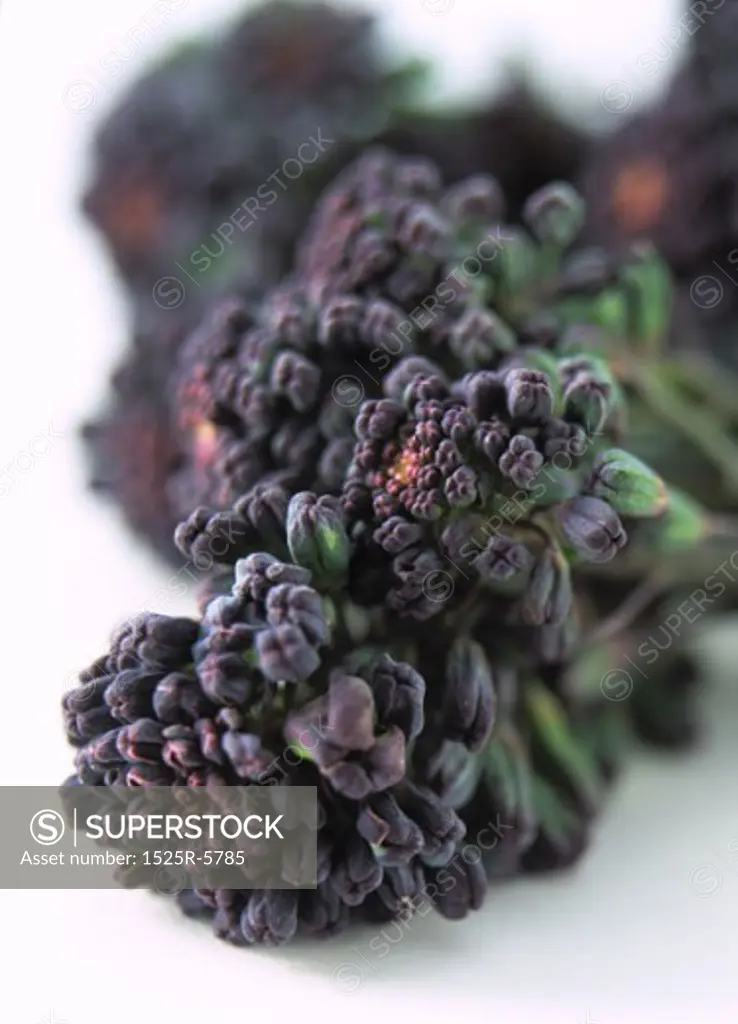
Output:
483,726,537,845
427,742,485,810
529,774,583,851
525,680,602,816
575,703,628,781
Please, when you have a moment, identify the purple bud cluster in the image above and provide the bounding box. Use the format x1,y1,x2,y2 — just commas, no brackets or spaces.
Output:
62,522,492,943
62,476,633,946
341,355,629,622
65,131,689,954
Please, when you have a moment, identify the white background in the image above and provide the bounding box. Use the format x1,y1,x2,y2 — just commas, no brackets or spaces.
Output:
1,0,736,1021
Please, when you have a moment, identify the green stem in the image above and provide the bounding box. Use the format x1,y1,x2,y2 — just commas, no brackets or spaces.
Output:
663,355,738,426
629,360,738,495
587,572,666,646
703,514,738,540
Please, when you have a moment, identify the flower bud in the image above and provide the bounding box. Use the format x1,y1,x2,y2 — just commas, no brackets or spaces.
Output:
450,309,516,368
256,624,321,684
466,370,508,421
498,434,544,488
442,174,504,223
563,372,613,436
476,534,534,584
505,369,554,423
270,351,321,413
444,638,497,751
426,856,487,920
589,448,668,518
325,674,376,751
518,548,572,626
286,492,350,585
523,182,585,247
555,496,627,563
